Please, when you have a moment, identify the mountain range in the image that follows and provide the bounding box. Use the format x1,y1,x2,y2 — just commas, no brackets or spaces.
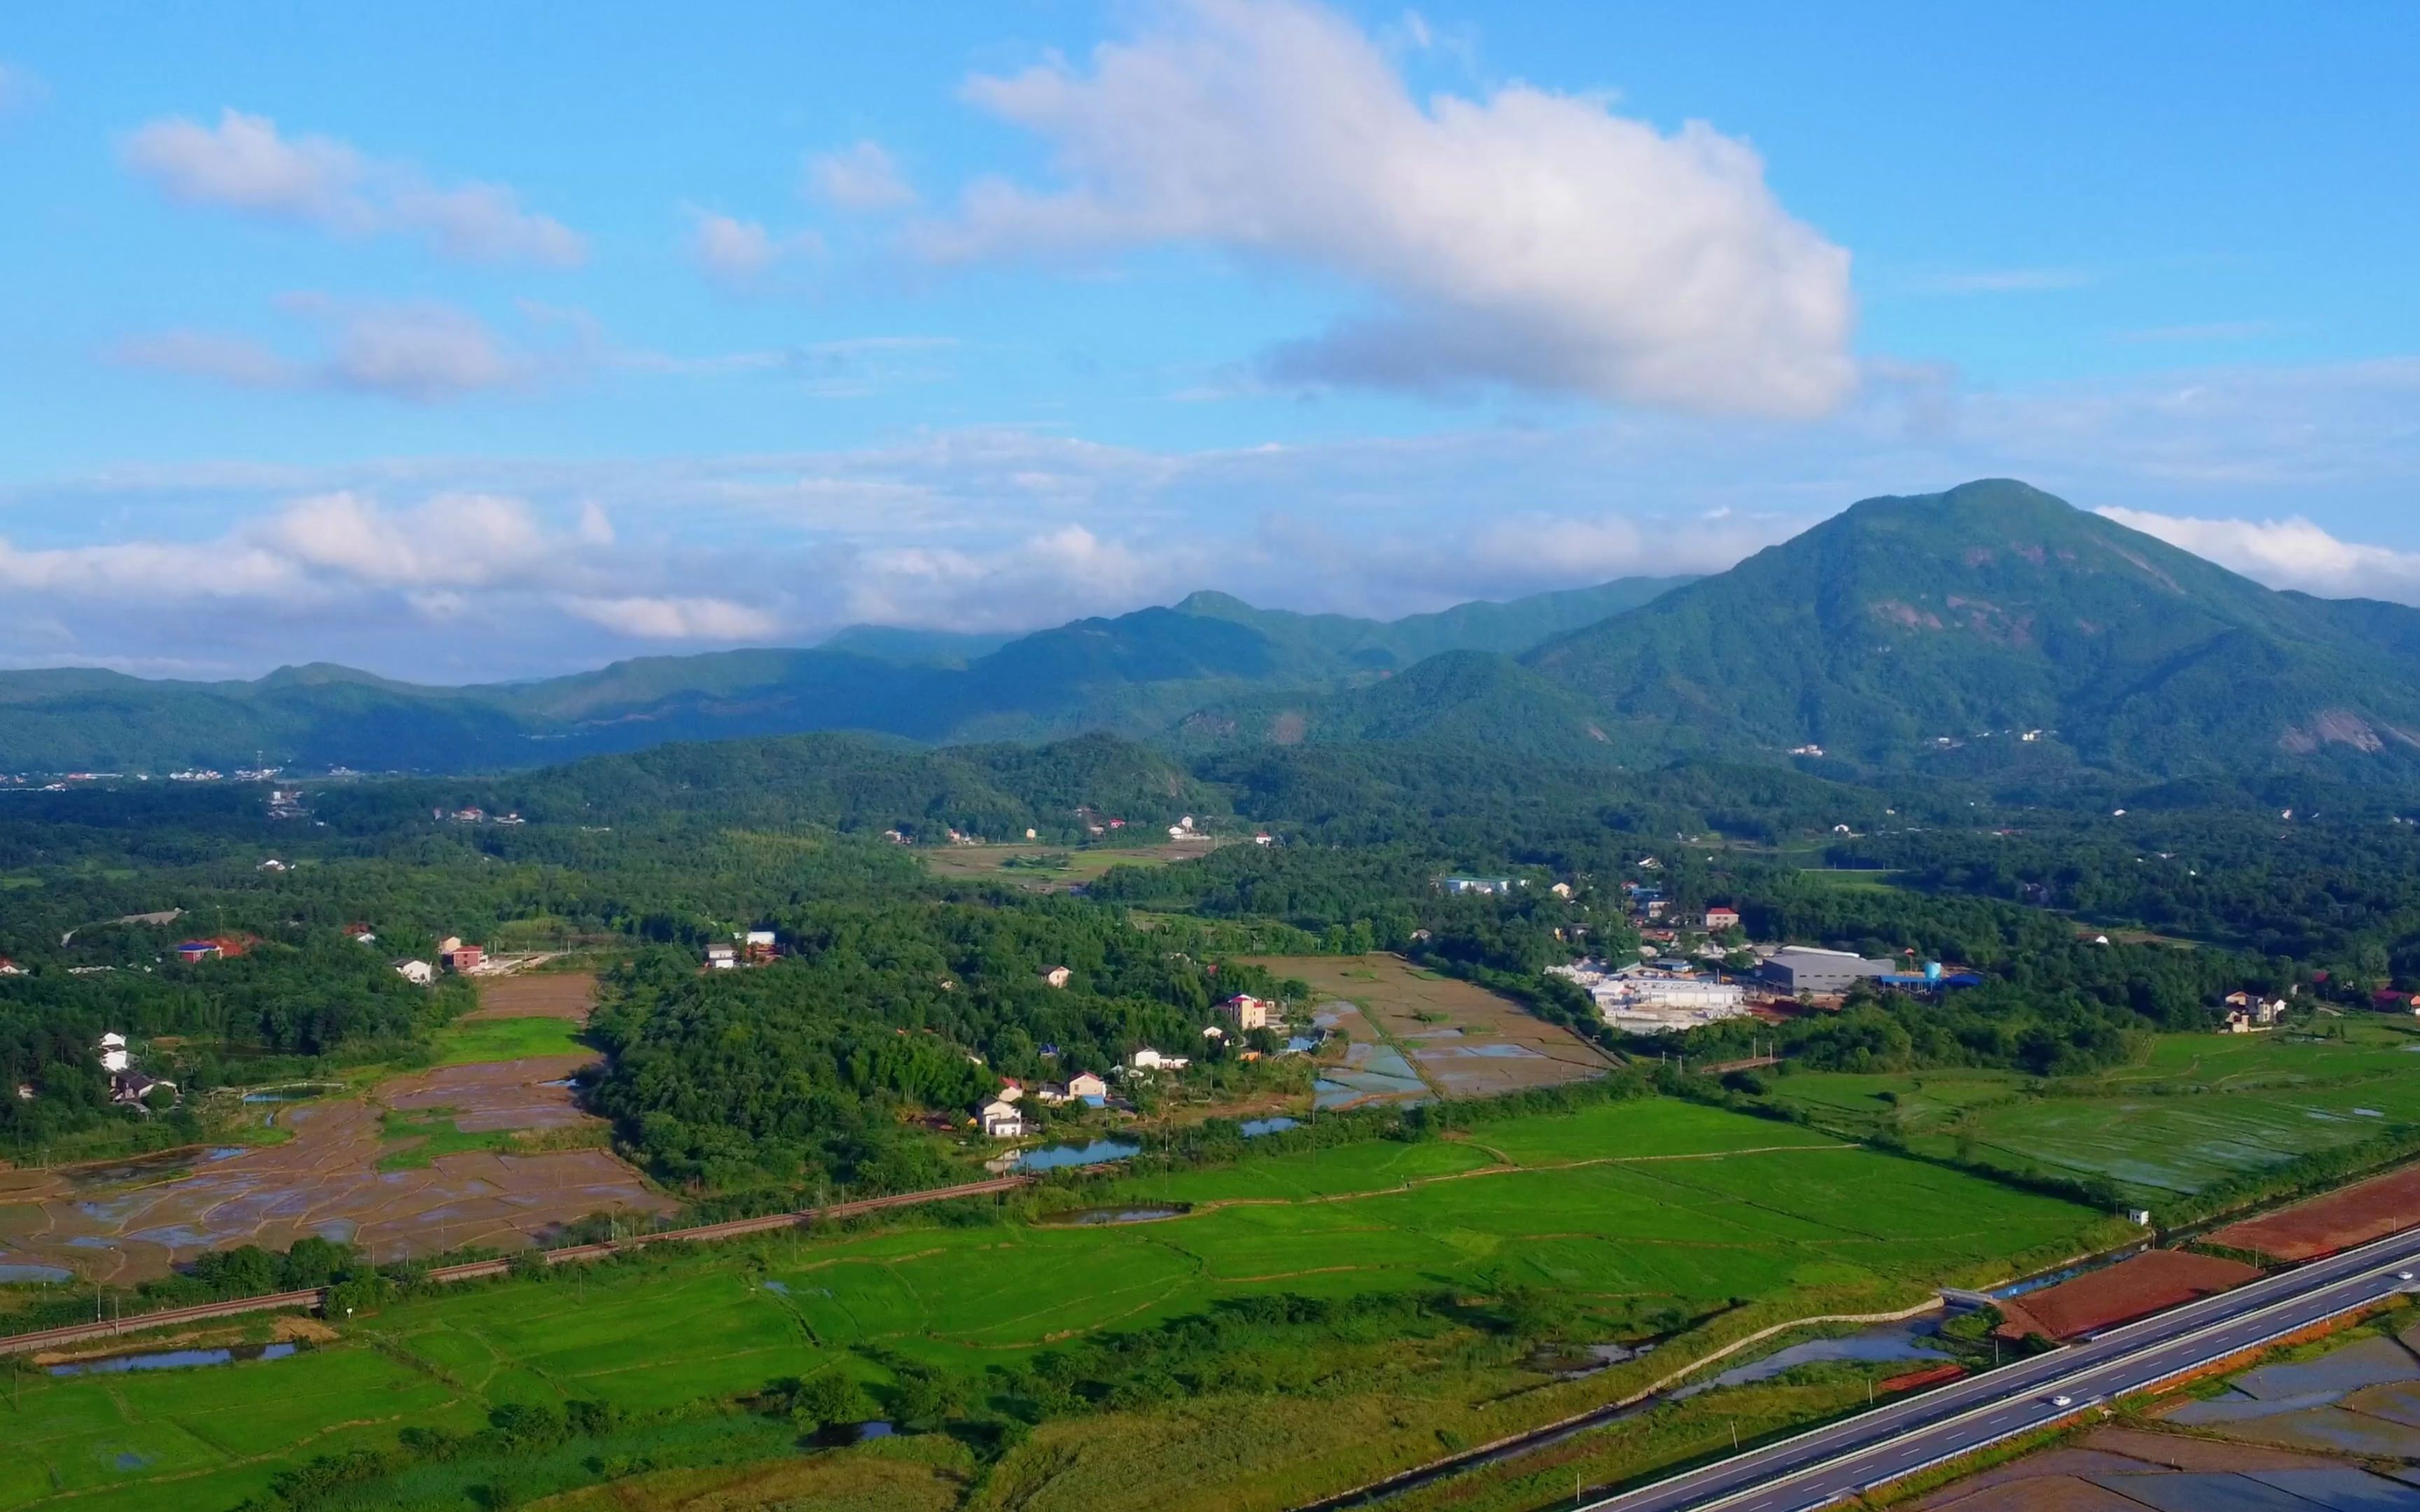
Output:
13,479,2420,785
0,575,1688,774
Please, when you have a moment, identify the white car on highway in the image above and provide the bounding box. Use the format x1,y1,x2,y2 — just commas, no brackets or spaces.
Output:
2046,1394,2073,1408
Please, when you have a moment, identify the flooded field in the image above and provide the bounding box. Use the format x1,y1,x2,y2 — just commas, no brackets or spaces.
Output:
1250,953,1616,1100
0,1049,672,1283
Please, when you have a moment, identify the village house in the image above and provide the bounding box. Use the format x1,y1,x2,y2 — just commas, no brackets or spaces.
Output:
175,939,221,963
978,1098,1026,1139
994,1079,1024,1103
1216,993,1272,1030
393,958,436,985
1041,965,1073,988
742,930,777,964
1254,832,1273,846
1127,1047,1189,1074
1702,906,1741,932
112,1070,176,1107
705,943,737,969
0,955,23,975
1067,1070,1109,1101
1550,881,1573,898
442,941,484,972
98,1032,130,1073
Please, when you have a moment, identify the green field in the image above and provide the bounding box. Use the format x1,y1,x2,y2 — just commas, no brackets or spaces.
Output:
430,1014,591,1065
919,840,1214,886
2,1095,2117,1512
1765,1022,2420,1200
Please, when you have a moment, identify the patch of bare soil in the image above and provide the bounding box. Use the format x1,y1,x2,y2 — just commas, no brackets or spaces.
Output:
462,971,597,1022
0,1051,672,1283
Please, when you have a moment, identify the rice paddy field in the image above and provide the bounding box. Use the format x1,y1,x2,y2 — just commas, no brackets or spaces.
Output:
1763,1021,2420,1201
0,1096,2123,1512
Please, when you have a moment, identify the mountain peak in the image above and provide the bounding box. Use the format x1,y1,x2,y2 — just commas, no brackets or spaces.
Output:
1173,589,1260,617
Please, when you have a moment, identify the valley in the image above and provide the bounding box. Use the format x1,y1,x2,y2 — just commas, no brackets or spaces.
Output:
10,482,2420,1511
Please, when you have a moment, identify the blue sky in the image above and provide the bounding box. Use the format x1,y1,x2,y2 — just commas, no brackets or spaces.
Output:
1,1,2416,680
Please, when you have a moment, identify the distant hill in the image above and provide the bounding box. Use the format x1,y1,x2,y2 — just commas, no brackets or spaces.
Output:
1522,479,2420,779
0,578,1688,772
1168,651,1643,766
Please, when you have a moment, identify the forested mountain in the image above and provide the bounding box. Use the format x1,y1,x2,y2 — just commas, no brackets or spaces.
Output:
0,578,1687,774
18,481,2420,788
1523,479,2420,780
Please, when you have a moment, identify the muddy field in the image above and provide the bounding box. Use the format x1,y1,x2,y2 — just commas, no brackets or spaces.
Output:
461,969,597,1021
1909,1424,2402,1510
1993,1250,2260,1342
1249,953,1617,1099
0,1051,671,1283
2210,1164,2420,1261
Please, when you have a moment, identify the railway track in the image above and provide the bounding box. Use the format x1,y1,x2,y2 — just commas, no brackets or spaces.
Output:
0,1172,1036,1356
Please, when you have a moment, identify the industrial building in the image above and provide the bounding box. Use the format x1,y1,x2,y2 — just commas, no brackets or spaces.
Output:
1759,946,1896,995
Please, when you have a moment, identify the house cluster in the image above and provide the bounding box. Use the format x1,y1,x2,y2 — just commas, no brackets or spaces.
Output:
706,930,779,970
96,1031,177,1109
970,994,1281,1140
1441,876,1522,896
1167,814,1213,841
1551,959,1751,1035
2223,991,2288,1032
267,788,307,820
2368,989,2420,1018
174,935,251,964
435,807,524,826
975,1071,1116,1138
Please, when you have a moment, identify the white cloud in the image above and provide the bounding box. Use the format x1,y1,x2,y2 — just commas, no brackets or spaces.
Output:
0,536,298,599
685,209,821,286
562,595,779,640
18,354,2420,676
844,524,1181,629
123,108,585,266
2100,508,2420,605
807,140,917,211
314,301,531,400
115,298,540,402
921,0,1853,416
272,491,551,587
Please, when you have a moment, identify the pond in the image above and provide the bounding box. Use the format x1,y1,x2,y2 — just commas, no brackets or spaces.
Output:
1038,1205,1190,1226
49,1342,298,1376
1239,1116,1299,1137
241,1084,337,1104
1012,1138,1143,1172
0,1262,74,1284
1672,1321,1948,1399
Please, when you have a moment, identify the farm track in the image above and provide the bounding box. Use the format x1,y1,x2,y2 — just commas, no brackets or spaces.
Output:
0,1172,1034,1355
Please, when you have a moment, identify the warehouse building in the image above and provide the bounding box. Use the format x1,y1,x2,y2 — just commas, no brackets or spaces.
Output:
1760,946,1896,995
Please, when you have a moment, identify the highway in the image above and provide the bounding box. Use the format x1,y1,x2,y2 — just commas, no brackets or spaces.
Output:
1583,1228,2420,1512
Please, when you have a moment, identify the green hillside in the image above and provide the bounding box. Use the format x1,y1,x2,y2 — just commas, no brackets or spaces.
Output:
1523,479,2420,779
0,579,1681,773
